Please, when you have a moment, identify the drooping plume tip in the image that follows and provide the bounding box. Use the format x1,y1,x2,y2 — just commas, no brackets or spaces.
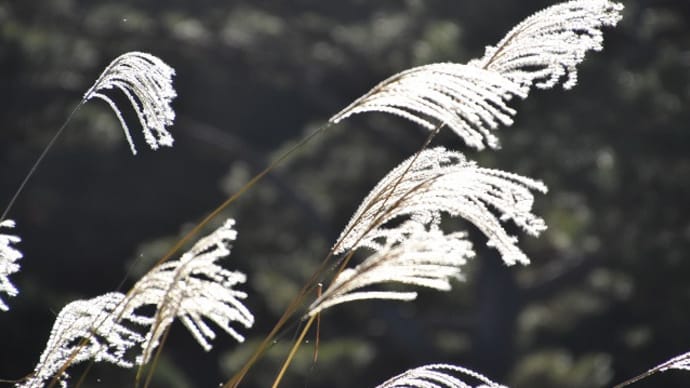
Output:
84,51,177,155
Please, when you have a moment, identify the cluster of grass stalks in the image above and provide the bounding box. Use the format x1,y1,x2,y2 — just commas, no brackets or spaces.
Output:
2,1,685,387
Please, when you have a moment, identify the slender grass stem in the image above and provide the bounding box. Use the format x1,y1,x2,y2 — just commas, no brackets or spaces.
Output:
55,124,330,388
1,101,85,222
142,325,173,388
228,124,445,387
223,270,325,388
612,368,660,388
272,314,317,388
153,122,332,269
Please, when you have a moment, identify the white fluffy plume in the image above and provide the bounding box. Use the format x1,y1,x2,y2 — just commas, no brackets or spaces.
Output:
124,218,254,364
83,51,176,155
310,148,546,315
376,363,507,388
330,0,623,150
471,0,624,91
20,219,253,387
309,225,474,316
656,351,690,372
330,64,525,150
335,147,547,266
18,293,145,388
0,219,22,312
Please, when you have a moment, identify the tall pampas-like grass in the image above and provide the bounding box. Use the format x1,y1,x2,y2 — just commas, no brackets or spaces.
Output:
19,219,252,388
330,0,623,150
231,1,624,387
308,147,546,315
2,50,181,385
0,51,176,227
3,1,634,387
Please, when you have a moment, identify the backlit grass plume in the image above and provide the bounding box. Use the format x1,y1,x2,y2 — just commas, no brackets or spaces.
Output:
18,293,146,388
330,0,623,150
5,1,632,387
308,147,545,316
309,225,473,316
335,147,547,266
83,51,176,155
654,351,690,373
472,0,624,91
124,218,254,364
19,219,252,387
376,363,507,388
0,219,22,312
330,64,525,149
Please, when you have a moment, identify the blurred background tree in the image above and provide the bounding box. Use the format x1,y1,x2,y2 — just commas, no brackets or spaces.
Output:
0,0,688,387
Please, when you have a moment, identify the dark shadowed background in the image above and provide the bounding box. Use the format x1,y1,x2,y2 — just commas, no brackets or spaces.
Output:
1,0,689,387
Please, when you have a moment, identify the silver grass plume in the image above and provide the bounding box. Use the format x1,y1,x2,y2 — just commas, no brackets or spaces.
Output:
123,218,253,364
376,363,507,388
18,293,146,388
308,225,473,316
334,147,547,266
471,0,624,91
83,51,176,155
0,219,22,312
21,219,252,386
330,0,622,150
331,64,525,150
655,351,690,372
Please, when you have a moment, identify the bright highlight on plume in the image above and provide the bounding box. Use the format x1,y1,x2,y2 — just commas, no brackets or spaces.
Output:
0,219,22,312
331,0,623,150
20,219,252,387
83,51,177,155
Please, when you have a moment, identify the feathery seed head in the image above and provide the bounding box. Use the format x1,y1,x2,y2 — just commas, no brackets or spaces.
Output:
335,147,547,266
330,0,623,150
83,51,177,155
0,219,22,312
376,363,507,388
